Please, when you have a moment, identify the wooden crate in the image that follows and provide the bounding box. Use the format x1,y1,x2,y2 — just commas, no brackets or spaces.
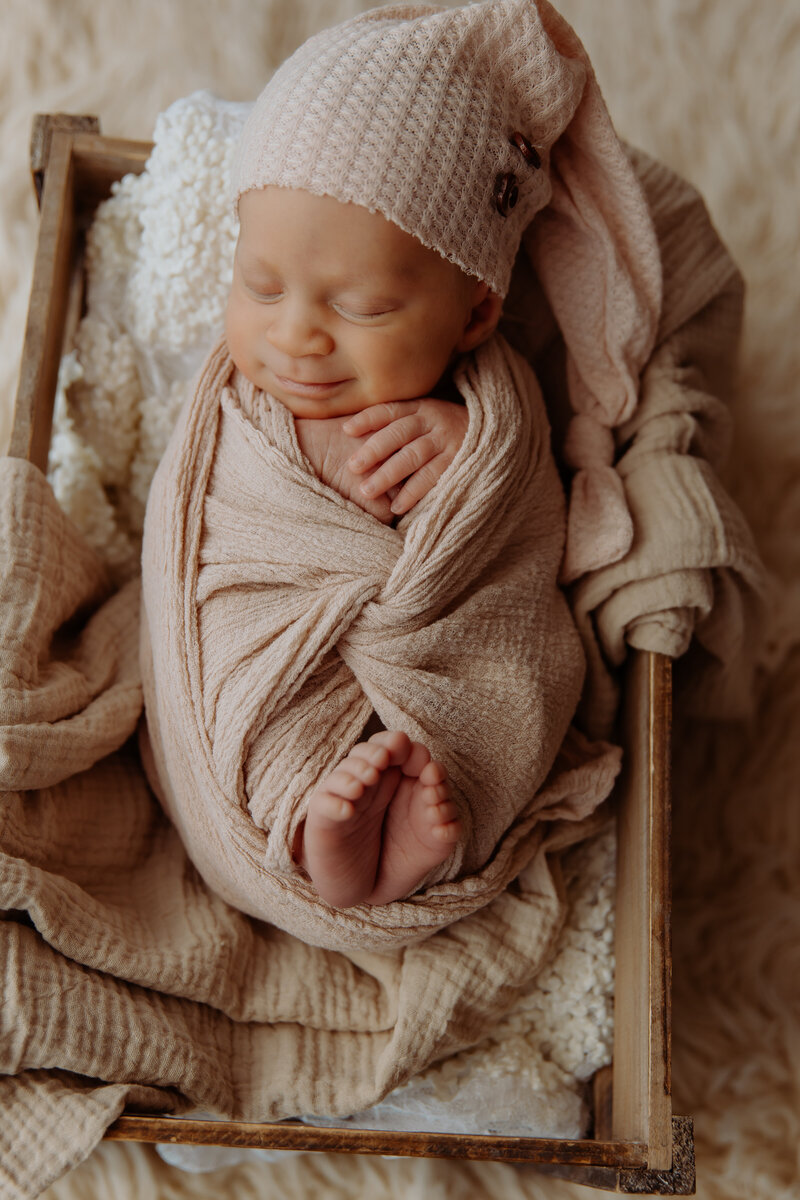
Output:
9,115,694,1195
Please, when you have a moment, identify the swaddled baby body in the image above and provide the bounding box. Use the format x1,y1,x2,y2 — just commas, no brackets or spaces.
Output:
227,184,505,907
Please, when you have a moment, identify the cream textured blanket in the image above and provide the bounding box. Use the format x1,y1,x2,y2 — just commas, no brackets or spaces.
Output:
140,333,614,950
0,455,618,1198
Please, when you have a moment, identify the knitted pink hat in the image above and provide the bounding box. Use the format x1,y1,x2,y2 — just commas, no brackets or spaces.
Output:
232,0,663,581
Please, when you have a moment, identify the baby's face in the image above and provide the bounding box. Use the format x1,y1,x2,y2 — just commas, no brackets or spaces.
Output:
226,187,493,418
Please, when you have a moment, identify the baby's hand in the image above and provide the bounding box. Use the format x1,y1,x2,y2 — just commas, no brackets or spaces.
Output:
294,414,395,524
343,399,469,516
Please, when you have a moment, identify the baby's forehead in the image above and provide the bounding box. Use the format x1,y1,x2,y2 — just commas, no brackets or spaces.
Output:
238,186,472,287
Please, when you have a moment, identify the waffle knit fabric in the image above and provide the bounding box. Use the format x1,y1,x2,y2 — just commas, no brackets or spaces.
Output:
231,0,664,580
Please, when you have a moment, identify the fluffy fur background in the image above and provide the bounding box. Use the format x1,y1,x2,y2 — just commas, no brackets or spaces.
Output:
2,1,799,1197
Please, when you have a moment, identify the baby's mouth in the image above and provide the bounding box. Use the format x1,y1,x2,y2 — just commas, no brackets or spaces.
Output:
274,374,349,398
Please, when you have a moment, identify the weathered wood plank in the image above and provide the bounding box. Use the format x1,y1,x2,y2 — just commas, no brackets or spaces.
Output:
612,651,673,1169
593,1064,614,1142
30,113,100,207
617,1117,695,1195
105,1115,648,1168
70,131,151,218
11,122,152,469
9,130,76,470
537,1118,694,1195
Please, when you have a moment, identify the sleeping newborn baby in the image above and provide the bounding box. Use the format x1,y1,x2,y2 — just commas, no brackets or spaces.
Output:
139,0,655,951
226,184,504,908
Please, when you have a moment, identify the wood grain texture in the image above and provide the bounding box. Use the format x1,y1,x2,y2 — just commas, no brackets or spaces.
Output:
70,131,152,220
9,128,75,471
537,1118,694,1194
30,113,100,207
617,1118,695,1195
105,1116,648,1167
593,1064,614,1142
10,121,151,471
612,651,673,1169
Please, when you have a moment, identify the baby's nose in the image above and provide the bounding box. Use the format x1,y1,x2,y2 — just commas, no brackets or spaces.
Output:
268,303,333,357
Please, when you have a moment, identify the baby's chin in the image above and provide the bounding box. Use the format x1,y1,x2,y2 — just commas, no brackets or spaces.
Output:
254,372,361,419
272,394,365,421
269,385,406,420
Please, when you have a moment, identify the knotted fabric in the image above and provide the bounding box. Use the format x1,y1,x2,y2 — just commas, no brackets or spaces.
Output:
140,334,613,951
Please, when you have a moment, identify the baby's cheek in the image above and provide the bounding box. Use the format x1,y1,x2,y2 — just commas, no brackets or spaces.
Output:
225,299,255,375
404,346,455,399
373,340,441,401
224,297,240,354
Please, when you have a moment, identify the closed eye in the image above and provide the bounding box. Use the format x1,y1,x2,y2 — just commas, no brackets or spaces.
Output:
245,286,284,303
332,302,395,322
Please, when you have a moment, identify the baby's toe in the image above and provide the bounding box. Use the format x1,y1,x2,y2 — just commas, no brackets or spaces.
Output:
428,794,459,823
339,753,381,787
399,740,432,778
420,782,461,835
367,729,412,765
421,778,451,810
327,767,370,800
419,758,448,786
348,741,391,772
433,819,462,843
313,791,356,822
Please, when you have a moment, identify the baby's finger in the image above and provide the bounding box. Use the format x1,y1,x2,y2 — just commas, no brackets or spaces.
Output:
359,434,438,498
348,414,424,474
389,454,449,514
342,401,419,438
341,406,391,437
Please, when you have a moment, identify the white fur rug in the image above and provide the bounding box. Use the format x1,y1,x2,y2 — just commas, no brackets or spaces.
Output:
2,2,799,1198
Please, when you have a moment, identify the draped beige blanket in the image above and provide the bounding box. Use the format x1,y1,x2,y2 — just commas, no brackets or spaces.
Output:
140,334,614,951
0,454,618,1197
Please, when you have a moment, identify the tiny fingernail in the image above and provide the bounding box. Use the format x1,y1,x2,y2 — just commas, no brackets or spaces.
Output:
360,482,375,496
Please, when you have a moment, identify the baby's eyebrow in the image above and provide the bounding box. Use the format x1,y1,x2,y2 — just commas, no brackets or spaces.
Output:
236,246,279,273
236,242,418,290
332,265,422,296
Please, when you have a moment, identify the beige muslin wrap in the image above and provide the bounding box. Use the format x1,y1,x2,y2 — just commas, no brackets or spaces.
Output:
140,333,614,950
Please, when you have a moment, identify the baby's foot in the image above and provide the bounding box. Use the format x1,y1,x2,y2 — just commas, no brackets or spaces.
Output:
367,743,462,906
299,731,411,908
298,732,461,909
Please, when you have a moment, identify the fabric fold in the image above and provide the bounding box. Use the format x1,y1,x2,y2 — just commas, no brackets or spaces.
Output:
571,347,767,736
0,458,142,789
499,147,767,736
